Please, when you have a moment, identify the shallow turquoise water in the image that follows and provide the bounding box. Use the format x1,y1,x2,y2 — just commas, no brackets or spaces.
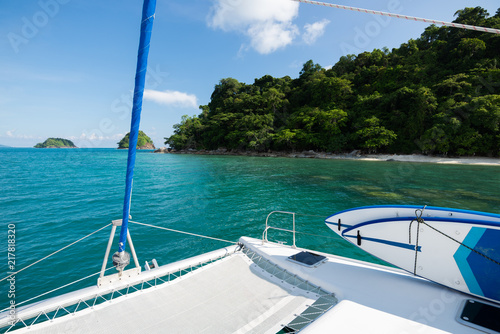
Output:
1,148,499,308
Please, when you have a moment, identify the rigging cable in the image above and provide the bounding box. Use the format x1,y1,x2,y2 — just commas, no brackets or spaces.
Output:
0,266,115,314
0,211,331,284
292,0,500,35
130,219,340,242
0,223,111,283
129,221,237,244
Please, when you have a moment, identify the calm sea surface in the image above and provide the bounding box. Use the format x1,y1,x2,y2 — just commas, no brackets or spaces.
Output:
1,147,499,307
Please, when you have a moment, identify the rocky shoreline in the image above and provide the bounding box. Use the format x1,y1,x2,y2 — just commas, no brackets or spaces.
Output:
118,142,155,150
153,147,500,166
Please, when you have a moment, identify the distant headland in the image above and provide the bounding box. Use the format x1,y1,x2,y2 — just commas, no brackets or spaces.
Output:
117,131,155,150
34,138,77,148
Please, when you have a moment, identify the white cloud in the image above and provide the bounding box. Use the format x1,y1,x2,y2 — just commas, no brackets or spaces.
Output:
4,130,38,139
143,89,198,108
70,133,123,141
248,21,299,54
66,132,126,148
208,0,300,54
209,0,299,30
303,19,330,45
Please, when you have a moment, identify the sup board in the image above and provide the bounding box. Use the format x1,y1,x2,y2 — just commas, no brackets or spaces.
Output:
325,205,500,303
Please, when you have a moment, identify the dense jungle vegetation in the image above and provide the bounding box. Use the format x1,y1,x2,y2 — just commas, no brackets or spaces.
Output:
166,7,500,156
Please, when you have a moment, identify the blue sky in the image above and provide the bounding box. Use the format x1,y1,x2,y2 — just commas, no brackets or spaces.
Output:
1,0,498,148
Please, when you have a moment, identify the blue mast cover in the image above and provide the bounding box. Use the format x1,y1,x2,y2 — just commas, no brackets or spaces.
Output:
118,0,156,253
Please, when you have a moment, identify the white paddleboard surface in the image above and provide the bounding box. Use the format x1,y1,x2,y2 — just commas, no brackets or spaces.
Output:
325,205,500,303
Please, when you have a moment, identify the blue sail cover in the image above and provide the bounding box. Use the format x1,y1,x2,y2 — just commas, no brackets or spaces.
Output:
118,0,156,253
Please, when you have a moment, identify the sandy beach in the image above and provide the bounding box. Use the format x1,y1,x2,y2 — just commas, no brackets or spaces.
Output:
155,148,500,166
356,154,500,166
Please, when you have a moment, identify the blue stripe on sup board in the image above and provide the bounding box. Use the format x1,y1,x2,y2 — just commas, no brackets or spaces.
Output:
453,227,486,297
325,206,500,303
344,235,422,252
454,227,500,301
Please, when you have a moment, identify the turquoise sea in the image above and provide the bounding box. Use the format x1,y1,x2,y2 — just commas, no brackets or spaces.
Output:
1,147,499,309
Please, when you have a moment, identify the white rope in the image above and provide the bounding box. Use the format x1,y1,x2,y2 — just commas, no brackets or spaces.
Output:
129,221,237,244
0,266,115,314
292,0,500,34
0,223,111,283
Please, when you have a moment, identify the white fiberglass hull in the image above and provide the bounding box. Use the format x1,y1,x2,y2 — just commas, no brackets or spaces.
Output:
1,236,496,333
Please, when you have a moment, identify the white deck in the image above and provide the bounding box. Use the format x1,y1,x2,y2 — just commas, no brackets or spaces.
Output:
301,300,451,333
2,237,488,333
5,249,317,334
240,237,479,333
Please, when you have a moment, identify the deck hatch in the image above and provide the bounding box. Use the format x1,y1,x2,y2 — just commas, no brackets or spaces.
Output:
458,299,500,333
288,251,326,267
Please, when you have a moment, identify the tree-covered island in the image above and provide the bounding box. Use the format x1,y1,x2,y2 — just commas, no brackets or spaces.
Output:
166,7,500,157
34,138,77,148
118,131,155,149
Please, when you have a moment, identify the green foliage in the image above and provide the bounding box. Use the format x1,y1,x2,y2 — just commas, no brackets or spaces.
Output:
34,138,76,148
355,117,397,153
166,6,500,156
118,131,153,149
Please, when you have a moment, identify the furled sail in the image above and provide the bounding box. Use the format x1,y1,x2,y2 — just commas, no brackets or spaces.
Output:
118,0,156,258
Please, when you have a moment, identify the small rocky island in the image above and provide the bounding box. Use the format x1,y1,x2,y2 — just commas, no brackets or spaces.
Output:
34,138,77,148
117,131,155,150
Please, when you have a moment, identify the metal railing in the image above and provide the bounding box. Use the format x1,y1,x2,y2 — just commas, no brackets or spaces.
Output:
262,211,296,248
